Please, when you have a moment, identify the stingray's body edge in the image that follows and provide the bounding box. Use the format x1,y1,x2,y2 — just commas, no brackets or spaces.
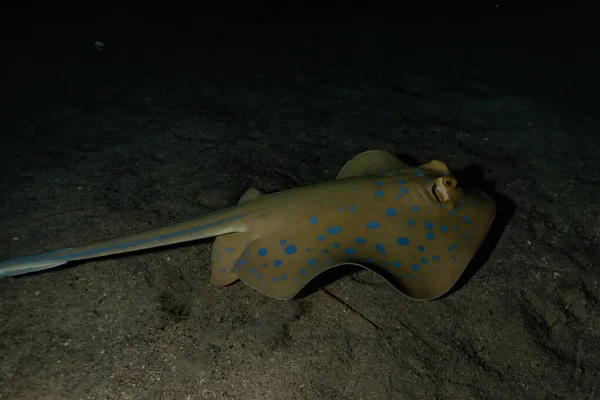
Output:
0,150,499,303
226,169,497,301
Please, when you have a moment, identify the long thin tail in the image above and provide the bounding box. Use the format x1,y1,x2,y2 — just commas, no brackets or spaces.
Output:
0,206,251,277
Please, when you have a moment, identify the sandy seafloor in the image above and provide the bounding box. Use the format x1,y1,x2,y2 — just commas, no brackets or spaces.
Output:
0,16,598,400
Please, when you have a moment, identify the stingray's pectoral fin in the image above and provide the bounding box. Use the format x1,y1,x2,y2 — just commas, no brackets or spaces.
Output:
211,232,256,287
336,150,410,179
229,180,496,300
210,187,264,287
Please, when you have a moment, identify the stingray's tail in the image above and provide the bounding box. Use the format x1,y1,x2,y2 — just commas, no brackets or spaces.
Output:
0,207,251,278
0,250,71,277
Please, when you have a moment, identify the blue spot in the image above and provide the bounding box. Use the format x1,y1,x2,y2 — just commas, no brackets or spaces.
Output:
392,261,401,268
375,244,386,254
422,258,428,264
356,237,366,244
375,190,384,197
251,268,257,274
258,248,268,256
233,260,237,265
450,210,457,216
332,243,340,249
327,226,342,234
294,277,298,283
418,245,425,252
407,273,412,278
408,218,415,227
263,263,267,268
400,188,408,194
463,216,473,224
416,173,424,177
274,259,282,267
434,270,440,275
309,216,318,224
411,205,420,212
432,255,440,261
244,251,249,256
226,247,233,253
281,274,287,281
309,257,317,265
396,194,403,199
425,221,434,229
280,240,286,246
454,225,459,231
386,207,397,216
412,264,420,271
345,248,356,254
447,247,454,252
376,181,384,186
367,221,380,229
398,237,410,246
240,259,247,265
300,268,308,275
234,267,239,272
306,248,311,252
349,205,357,212
220,267,226,273
322,249,329,253
317,234,326,241
216,254,221,259
426,233,435,240
339,208,344,212
285,245,297,255
398,179,406,185
264,280,268,285
441,225,449,232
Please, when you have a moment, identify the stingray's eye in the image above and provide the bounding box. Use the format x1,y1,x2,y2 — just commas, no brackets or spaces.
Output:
432,176,456,203
443,177,457,189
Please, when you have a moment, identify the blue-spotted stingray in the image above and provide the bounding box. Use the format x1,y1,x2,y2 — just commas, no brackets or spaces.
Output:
0,150,496,300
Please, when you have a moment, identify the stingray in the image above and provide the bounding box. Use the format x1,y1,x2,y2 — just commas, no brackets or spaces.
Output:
0,150,497,300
